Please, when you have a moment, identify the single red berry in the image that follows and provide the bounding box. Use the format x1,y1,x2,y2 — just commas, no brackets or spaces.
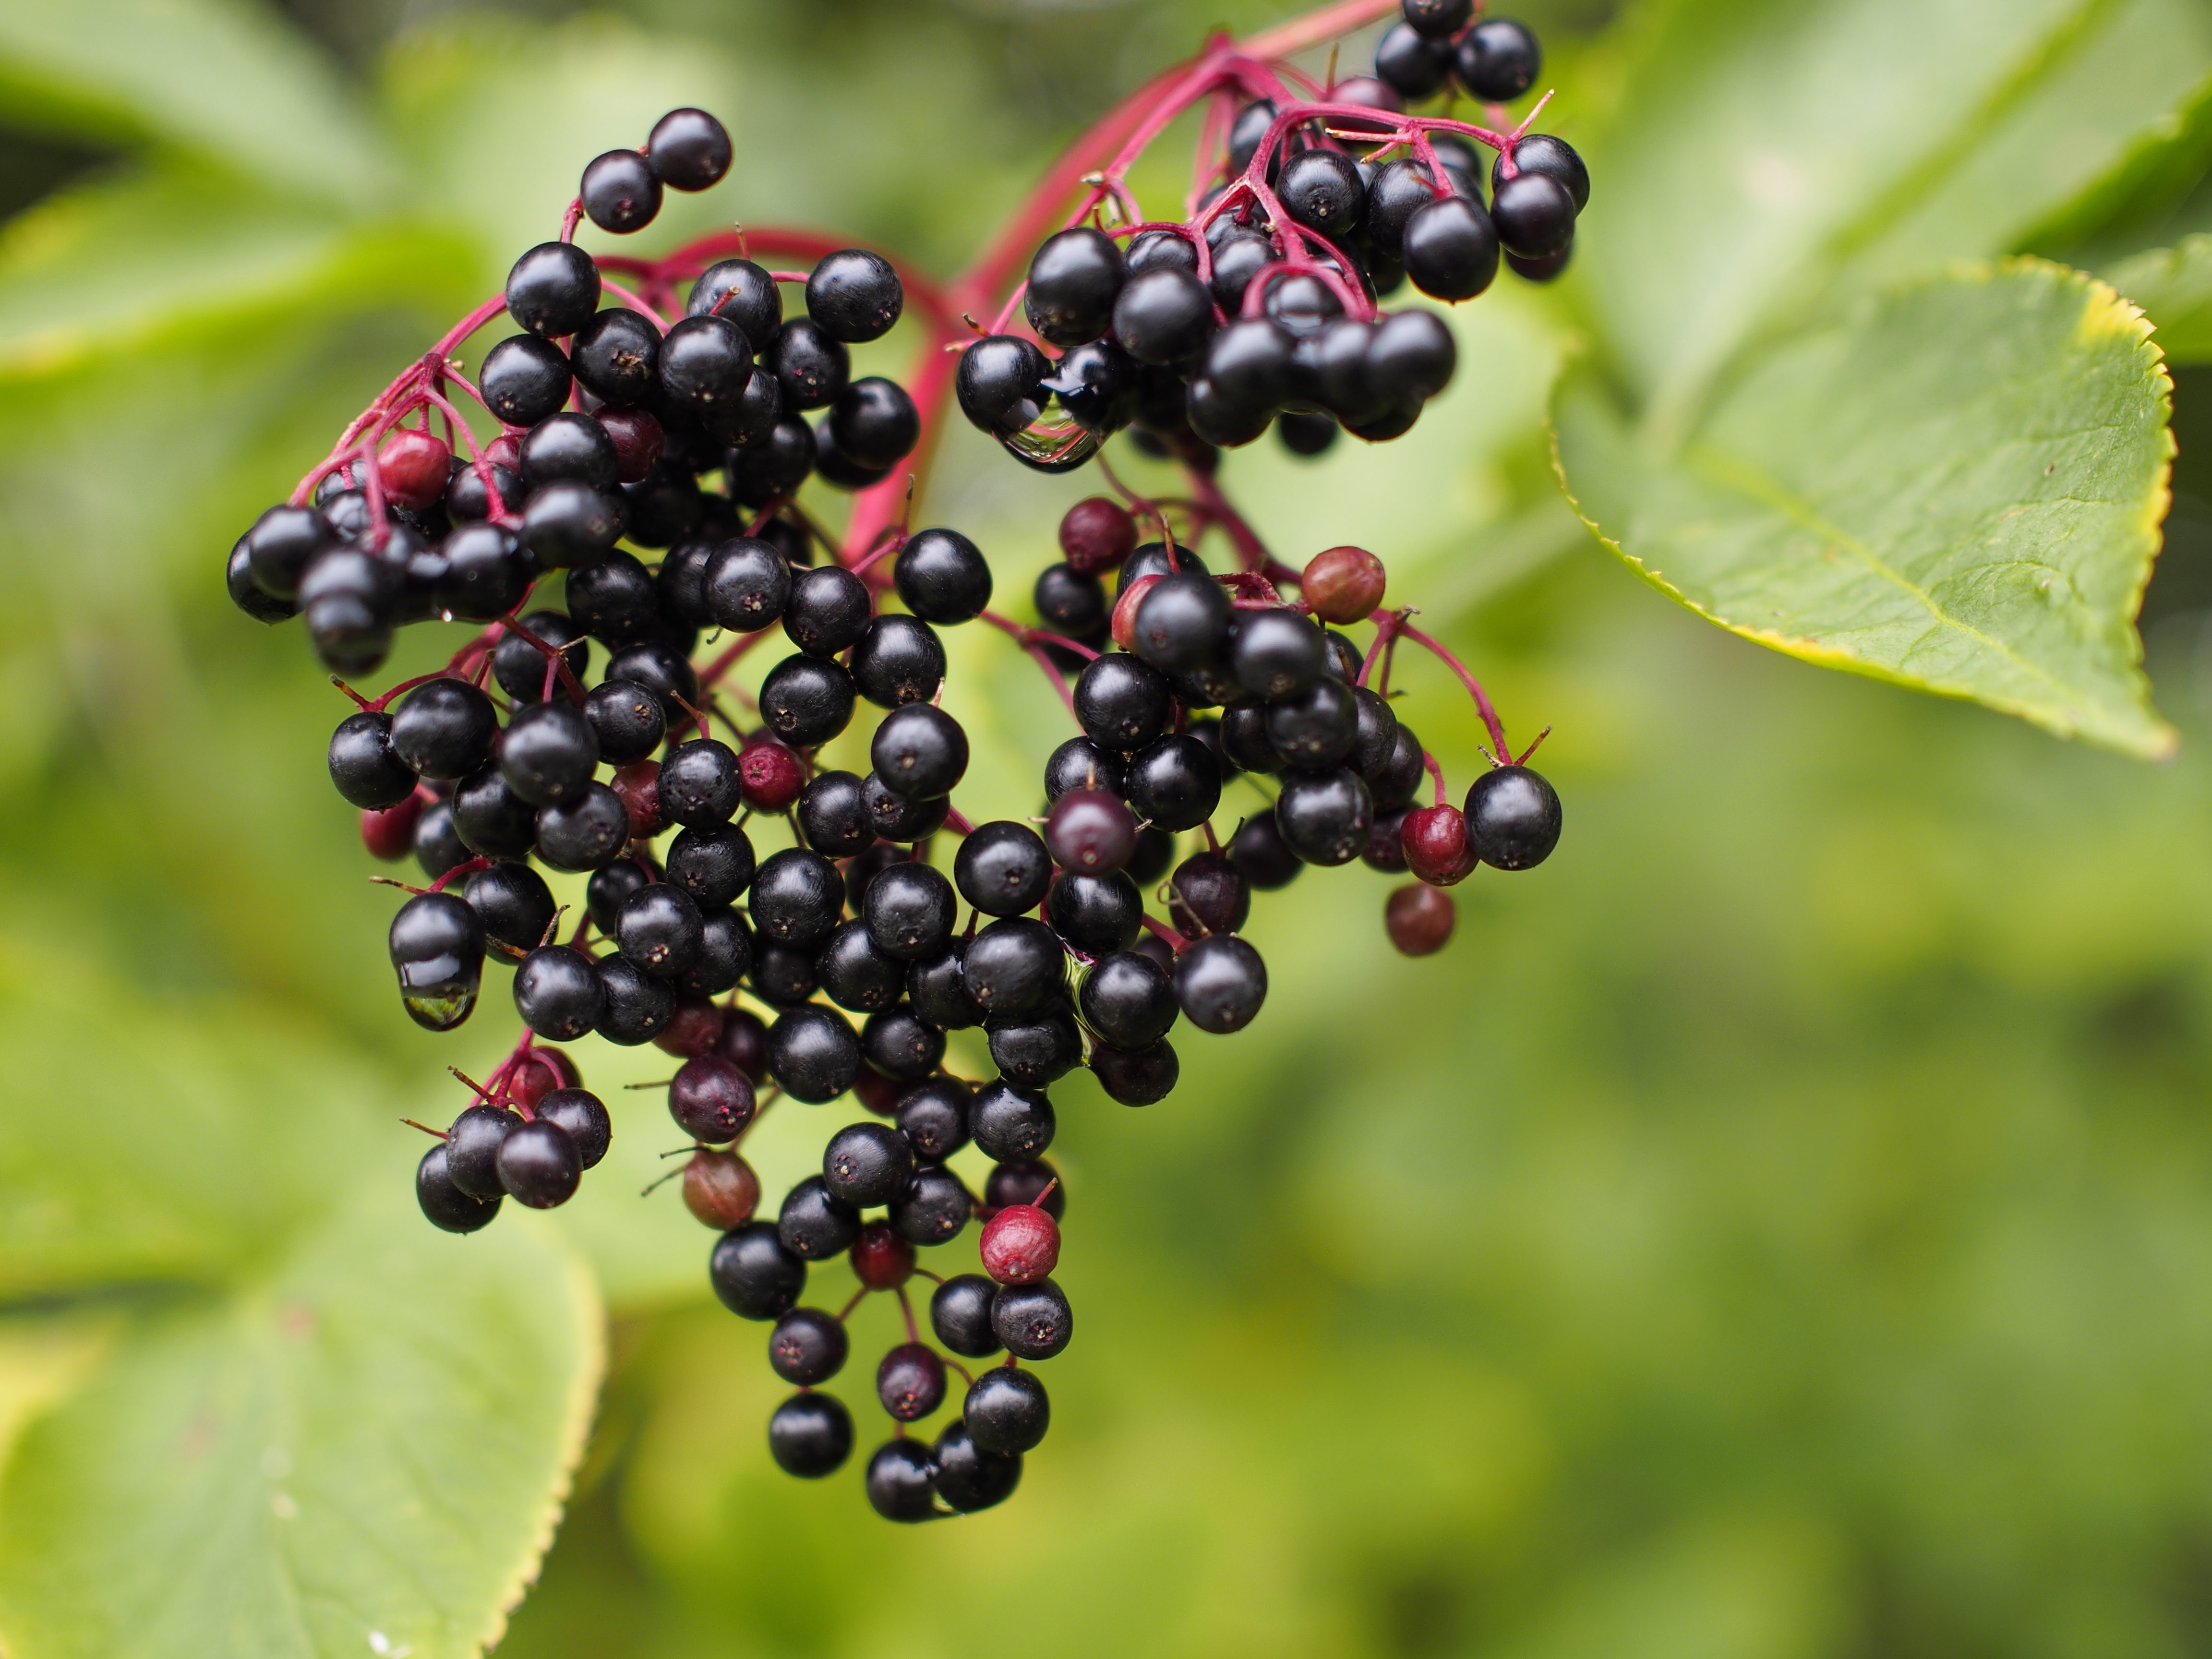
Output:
486,431,524,471
595,406,665,483
1302,545,1387,624
980,1202,1060,1285
854,1065,905,1118
683,1148,760,1228
715,1008,769,1080
654,994,726,1058
1110,572,1161,652
1045,787,1136,873
1385,883,1455,956
739,737,806,813
1401,804,1477,886
1059,495,1138,575
850,1219,916,1289
361,792,425,861
376,428,453,510
510,1047,576,1107
610,758,662,840
876,1341,947,1421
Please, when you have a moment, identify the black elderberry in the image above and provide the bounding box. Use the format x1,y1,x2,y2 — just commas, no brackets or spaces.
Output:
226,536,293,623
702,537,793,632
767,1005,864,1102
1226,609,1322,700
586,859,653,935
1399,194,1498,302
768,317,849,411
894,527,992,625
521,480,625,567
1046,337,1142,435
1118,538,1212,590
862,1008,944,1081
714,366,784,451
759,654,856,748
661,824,752,913
389,891,484,1031
581,148,661,234
438,523,535,623
645,106,730,190
453,763,539,858
480,335,573,427
329,712,418,810
595,953,676,1044
779,1176,862,1258
932,1419,1021,1513
956,335,1050,435
414,800,469,881
1226,98,1277,173
1043,736,1128,802
1197,320,1296,427
656,738,740,827
493,612,588,704
824,376,918,473
1367,310,1458,410
861,773,950,842
1073,653,1172,749
908,945,984,1030
1455,16,1541,99
1122,229,1196,275
1279,148,1365,238
1265,677,1358,769
970,1079,1056,1162
752,942,820,1007
1045,871,1142,957
1347,686,1398,774
604,641,699,727
1079,949,1179,1049
812,415,893,492
1113,267,1214,367
389,678,494,781
931,1274,1002,1358
962,918,1065,1018
1124,735,1222,832
464,862,556,963
791,771,870,858
1277,768,1374,866
878,1342,947,1423
1129,571,1232,673
1464,764,1562,868
535,784,631,871
865,1440,938,1522
669,1053,755,1141
1186,376,1272,448
418,1143,501,1234
770,1308,850,1386
862,862,957,961
1024,228,1124,350
577,682,660,768
806,248,903,343
243,505,335,602
871,705,968,800
1496,133,1589,211
752,848,846,948
1491,170,1577,259
1262,270,1344,338
1167,850,1250,937
444,1104,517,1200
493,1118,579,1208
1092,1037,1178,1105
986,1159,1065,1218
615,882,702,978
769,1393,853,1479
505,241,601,339
814,919,902,1012
991,1278,1073,1360
987,997,1083,1088
895,1078,970,1161
1375,21,1452,97
1402,0,1472,34
1034,563,1108,640
824,1120,915,1208
963,1364,1049,1454
711,1222,807,1320
1207,228,1276,314
848,614,945,709
301,553,399,674
681,905,750,996
782,565,871,657
1129,824,1175,886
537,1087,611,1168
1173,933,1268,1032
688,257,781,340
659,313,754,431
496,700,596,807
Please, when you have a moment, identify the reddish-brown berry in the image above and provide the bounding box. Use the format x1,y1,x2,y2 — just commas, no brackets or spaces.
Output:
1045,787,1136,873
655,994,727,1058
611,759,662,841
1401,804,1477,886
1302,545,1387,624
377,428,452,510
595,406,665,483
1059,495,1139,575
739,737,806,814
683,1147,761,1228
511,1047,577,1107
854,1065,905,1118
850,1219,916,1288
979,1201,1060,1284
361,793,425,861
1111,573,1161,652
1385,883,1455,956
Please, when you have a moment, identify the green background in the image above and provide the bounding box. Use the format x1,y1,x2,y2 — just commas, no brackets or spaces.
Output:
6,0,2212,1653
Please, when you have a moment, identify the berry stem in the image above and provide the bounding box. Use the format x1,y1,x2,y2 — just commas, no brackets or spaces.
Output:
1395,618,1512,764
1139,914,1189,952
1422,748,1449,808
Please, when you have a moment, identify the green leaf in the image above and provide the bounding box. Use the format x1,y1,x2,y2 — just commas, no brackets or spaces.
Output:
1552,261,2176,758
2106,234,2212,362
0,1179,603,1659
0,0,391,206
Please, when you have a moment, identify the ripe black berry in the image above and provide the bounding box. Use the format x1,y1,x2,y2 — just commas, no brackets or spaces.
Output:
849,615,945,709
1497,133,1589,211
646,107,731,191
480,335,572,426
908,945,983,1030
894,528,993,625
985,1160,1064,1218
537,1087,611,1167
1455,17,1541,99
1491,170,1577,259
827,376,918,470
862,1008,943,1080
727,417,817,505
861,773,947,842
956,335,1050,434
1112,267,1214,366
391,678,496,780
1092,1037,1178,1105
862,862,957,960
445,1104,517,1199
521,480,625,567
1043,736,1127,801
1277,768,1374,865
779,1176,861,1258
768,317,850,410
1166,850,1250,936
389,891,484,1031
1026,228,1126,348
581,149,662,234
782,565,871,657
680,906,749,995
1228,609,1324,699
986,997,1083,1088
453,763,538,858
702,537,793,633
665,821,755,908
878,1341,948,1422
1464,764,1562,868
505,241,601,338
758,654,856,748
807,248,903,343
970,1079,1055,1162
865,1440,937,1522
498,700,597,806
752,848,846,948
583,854,649,928
991,1278,1073,1360
329,711,419,810
1375,21,1451,97
769,1308,850,1385
657,738,740,826
812,920,901,1014
964,1365,1049,1452
1079,949,1178,1048
824,1120,915,1207
1045,870,1142,956
497,1118,581,1207
1403,194,1500,301
1266,678,1358,769
1278,148,1364,238
604,642,699,727
795,771,874,858
595,953,676,1044
1129,571,1232,673
1073,653,1172,749
931,1274,1002,1358
1226,98,1277,172
962,918,1065,1018
572,308,661,406
418,1143,501,1233
689,258,781,338
1173,933,1267,1032
711,1222,807,1319
515,944,603,1039
616,882,703,977
767,1005,863,1102
582,679,665,766
769,1393,854,1479
464,861,557,961
533,783,630,871
933,1420,1022,1513
871,704,967,800
1124,735,1221,832
1034,563,1108,641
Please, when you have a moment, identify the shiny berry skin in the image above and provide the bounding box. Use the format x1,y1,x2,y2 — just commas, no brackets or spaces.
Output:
987,999,1084,1090
769,1308,849,1385
1034,562,1108,639
594,953,675,1044
669,1053,756,1142
1497,132,1589,210
505,241,600,338
962,919,1065,1018
769,1392,853,1478
1124,736,1221,833
1375,21,1451,97
956,335,1050,434
727,417,816,505
391,678,497,780
702,537,792,632
681,905,749,997
751,848,845,947
815,918,904,1012
538,1087,611,1168
389,892,484,1032
891,1165,973,1245
877,1341,947,1423
827,376,918,470
862,1008,944,1081
1455,16,1541,99
1227,609,1324,700
463,861,556,962
991,1278,1073,1360
779,1176,861,1260
738,736,806,813
766,1005,863,1102
1045,789,1136,874
1464,764,1562,868
497,699,598,808
865,1439,937,1521
850,615,946,709
1491,170,1577,259
894,527,993,625
768,317,849,410
980,1201,1059,1284
329,712,419,810
896,1078,971,1161
684,1148,760,1228
520,481,625,568
496,1118,580,1207
932,1274,1002,1358
444,1104,517,1200
955,821,1053,916
646,107,731,190
1278,148,1364,238
986,1161,1064,1220
806,248,903,343
1025,227,1126,348
796,770,875,858
1043,736,1127,801
1045,870,1143,957
1173,934,1267,1033
666,822,755,909
1401,0,1471,35
577,682,660,768
1129,571,1231,673
480,334,572,427
1402,803,1477,885
862,863,957,962
572,308,661,407
970,1079,1057,1162
1059,496,1139,574
1073,653,1172,749
934,1420,1022,1513
1386,882,1456,955
824,1121,915,1207
758,654,856,748
1303,545,1387,624
870,704,968,800
1092,1037,1179,1105
1166,851,1249,936
581,149,661,234
1277,768,1374,866
533,782,631,873
862,773,947,842
513,945,603,1040
1370,310,1458,410
1404,194,1500,301
1112,267,1214,367
494,615,588,709
781,566,870,661
1080,950,1178,1049
418,1144,501,1233
964,1365,1049,1454
711,1222,807,1319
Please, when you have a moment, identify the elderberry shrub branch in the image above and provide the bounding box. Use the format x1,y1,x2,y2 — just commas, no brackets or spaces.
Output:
222,0,1575,1525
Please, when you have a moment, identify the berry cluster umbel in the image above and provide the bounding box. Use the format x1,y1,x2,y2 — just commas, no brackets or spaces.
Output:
224,0,1574,1523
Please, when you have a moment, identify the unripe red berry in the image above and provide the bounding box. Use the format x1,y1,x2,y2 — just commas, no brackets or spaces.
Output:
1111,573,1161,651
850,1219,916,1288
511,1047,578,1107
979,1202,1060,1284
1046,787,1136,873
1386,883,1455,956
361,792,425,861
611,759,662,840
595,406,665,483
486,431,524,471
683,1148,760,1228
654,994,726,1058
739,737,805,813
854,1065,905,1118
1302,545,1387,624
376,428,453,510
1401,804,1477,886
1059,495,1138,575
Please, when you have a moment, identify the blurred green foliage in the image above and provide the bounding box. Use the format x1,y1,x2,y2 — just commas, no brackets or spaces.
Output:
3,0,2212,1654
